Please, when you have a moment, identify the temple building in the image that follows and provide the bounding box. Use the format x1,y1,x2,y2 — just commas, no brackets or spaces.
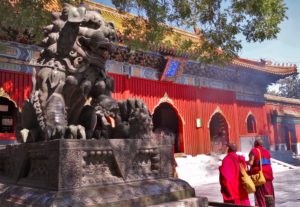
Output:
0,1,299,156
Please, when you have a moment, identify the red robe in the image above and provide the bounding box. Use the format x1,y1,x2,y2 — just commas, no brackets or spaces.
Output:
249,146,273,181
249,146,275,207
219,152,250,205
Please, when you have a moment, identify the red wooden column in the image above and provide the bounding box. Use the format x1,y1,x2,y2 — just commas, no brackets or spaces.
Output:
294,124,300,143
123,76,130,99
233,100,241,149
294,124,300,154
273,122,281,148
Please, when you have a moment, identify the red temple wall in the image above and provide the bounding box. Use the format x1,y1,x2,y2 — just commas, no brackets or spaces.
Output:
263,105,276,145
197,87,238,153
264,103,300,144
0,71,32,141
111,74,254,154
0,70,32,109
3,70,300,154
236,101,269,136
295,126,300,143
111,73,203,155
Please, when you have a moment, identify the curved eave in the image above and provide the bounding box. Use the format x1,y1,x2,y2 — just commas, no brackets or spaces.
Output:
233,59,297,76
265,94,300,105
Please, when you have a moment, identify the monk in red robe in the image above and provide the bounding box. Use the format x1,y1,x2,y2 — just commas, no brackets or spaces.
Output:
248,138,274,207
219,143,251,205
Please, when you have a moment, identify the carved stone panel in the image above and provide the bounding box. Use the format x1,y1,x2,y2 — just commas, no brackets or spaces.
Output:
81,149,123,186
127,148,160,180
59,149,82,190
0,136,174,191
160,146,174,178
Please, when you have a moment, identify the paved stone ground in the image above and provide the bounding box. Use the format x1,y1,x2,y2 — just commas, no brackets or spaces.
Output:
194,168,300,207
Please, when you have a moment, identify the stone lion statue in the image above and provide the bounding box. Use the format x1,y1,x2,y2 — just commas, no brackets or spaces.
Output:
17,4,153,142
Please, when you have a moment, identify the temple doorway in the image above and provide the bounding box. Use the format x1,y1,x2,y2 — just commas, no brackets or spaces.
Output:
0,96,17,134
152,102,183,153
209,112,229,153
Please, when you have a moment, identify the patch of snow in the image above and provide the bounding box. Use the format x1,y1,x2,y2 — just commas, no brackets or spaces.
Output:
176,152,295,187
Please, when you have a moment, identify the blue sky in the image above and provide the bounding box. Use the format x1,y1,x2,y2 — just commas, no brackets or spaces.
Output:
239,0,300,67
95,0,299,67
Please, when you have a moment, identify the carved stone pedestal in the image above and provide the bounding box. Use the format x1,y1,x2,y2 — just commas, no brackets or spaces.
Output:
0,138,195,206
0,179,195,207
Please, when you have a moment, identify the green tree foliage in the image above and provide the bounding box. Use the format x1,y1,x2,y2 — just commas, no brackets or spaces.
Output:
112,0,287,63
0,0,287,64
0,0,80,44
271,75,300,99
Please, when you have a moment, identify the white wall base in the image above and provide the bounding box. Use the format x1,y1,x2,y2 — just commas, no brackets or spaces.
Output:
277,143,287,151
269,144,276,151
294,143,300,155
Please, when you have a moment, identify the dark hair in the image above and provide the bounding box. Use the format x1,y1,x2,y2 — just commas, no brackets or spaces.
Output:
254,138,263,147
227,143,237,152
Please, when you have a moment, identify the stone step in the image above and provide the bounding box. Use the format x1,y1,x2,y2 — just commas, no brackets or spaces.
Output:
271,160,297,173
271,151,300,166
148,197,208,207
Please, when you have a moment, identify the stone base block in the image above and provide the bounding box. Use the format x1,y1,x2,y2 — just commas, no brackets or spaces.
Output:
0,138,175,191
0,138,197,206
0,178,194,207
148,197,208,207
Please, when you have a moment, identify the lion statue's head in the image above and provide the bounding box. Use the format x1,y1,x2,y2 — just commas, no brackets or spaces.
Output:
40,3,117,73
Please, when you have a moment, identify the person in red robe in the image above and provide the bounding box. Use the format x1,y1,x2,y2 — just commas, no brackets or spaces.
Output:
248,138,274,207
219,143,251,205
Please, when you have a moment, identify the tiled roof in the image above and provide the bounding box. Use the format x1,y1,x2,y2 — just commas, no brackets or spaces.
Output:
264,94,300,105
233,58,297,76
